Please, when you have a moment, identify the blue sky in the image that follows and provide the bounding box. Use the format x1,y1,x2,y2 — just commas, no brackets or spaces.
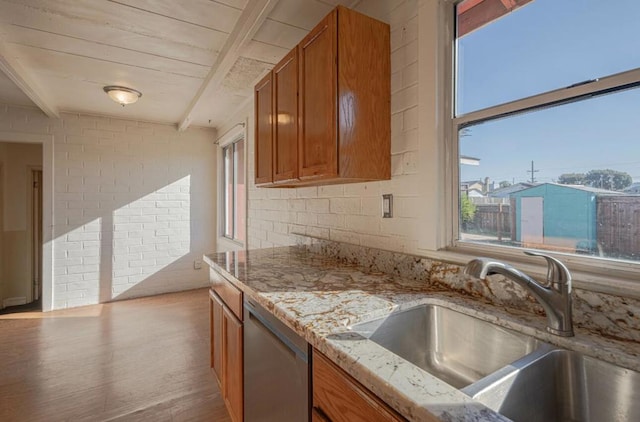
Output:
458,0,640,184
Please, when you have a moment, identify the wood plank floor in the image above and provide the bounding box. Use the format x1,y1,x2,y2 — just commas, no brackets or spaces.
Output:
0,288,232,422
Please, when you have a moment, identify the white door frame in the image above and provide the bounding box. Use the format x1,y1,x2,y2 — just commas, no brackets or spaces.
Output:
0,131,54,311
26,166,43,303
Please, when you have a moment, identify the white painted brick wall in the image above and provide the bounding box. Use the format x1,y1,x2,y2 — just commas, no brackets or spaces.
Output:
0,105,216,309
216,0,424,255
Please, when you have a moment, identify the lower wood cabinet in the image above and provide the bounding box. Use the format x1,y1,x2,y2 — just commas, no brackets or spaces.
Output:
312,407,332,422
222,305,243,422
210,286,244,422
210,291,224,382
312,349,406,422
210,278,405,422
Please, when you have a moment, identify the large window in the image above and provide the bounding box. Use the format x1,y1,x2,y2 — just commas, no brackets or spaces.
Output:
222,138,245,243
454,0,640,265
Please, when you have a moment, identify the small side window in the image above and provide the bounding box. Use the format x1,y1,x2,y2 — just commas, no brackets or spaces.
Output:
222,139,245,243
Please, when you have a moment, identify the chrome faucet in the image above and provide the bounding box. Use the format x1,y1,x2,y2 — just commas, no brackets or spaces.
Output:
464,251,574,337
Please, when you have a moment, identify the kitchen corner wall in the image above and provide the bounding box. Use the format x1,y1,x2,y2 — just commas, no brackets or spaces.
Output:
214,0,640,337
219,0,432,255
0,104,217,309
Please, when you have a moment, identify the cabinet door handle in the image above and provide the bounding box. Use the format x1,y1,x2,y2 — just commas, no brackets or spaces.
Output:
244,301,308,362
247,310,299,358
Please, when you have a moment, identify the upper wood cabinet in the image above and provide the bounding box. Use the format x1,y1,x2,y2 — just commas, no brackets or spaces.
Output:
255,6,390,187
273,47,299,183
298,10,338,181
255,72,274,185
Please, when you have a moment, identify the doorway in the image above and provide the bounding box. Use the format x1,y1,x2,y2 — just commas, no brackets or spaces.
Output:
31,169,43,304
0,143,44,313
521,197,544,246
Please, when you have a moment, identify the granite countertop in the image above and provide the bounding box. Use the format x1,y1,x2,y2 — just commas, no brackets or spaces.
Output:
203,246,640,422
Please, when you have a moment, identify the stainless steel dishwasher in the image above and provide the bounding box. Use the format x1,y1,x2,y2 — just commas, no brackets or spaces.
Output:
244,299,310,422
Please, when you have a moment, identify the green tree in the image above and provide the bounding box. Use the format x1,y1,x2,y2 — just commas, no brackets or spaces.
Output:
558,173,586,185
584,169,632,191
499,180,512,188
460,194,477,225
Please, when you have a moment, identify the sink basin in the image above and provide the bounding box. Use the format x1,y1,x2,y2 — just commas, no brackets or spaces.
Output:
350,304,543,388
468,349,640,422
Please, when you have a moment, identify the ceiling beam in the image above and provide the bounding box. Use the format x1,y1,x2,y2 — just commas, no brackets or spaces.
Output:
500,0,518,9
0,39,60,119
457,0,533,37
177,0,279,131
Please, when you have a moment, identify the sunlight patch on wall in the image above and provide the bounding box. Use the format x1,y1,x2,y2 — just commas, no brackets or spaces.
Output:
111,176,191,298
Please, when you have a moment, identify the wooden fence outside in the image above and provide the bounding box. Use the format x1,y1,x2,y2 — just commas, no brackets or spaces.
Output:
597,196,640,259
471,203,513,240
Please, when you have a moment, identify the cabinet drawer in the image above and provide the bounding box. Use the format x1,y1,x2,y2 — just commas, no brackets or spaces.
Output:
210,268,243,321
313,350,405,422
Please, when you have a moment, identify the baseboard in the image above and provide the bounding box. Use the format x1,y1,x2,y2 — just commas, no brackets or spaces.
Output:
3,297,27,308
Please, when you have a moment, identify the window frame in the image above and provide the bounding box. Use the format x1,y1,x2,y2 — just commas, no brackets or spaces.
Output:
222,142,235,239
218,125,247,249
443,0,640,294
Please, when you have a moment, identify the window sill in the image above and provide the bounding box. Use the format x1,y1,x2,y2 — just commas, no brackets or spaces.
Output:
217,236,245,252
420,241,640,300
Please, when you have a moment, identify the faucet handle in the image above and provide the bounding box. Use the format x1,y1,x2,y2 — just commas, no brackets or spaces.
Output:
524,251,572,291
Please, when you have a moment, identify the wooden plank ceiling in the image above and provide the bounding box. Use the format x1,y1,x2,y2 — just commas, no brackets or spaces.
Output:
0,0,393,130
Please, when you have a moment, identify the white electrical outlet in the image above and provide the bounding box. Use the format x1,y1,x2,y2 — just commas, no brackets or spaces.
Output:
194,259,202,270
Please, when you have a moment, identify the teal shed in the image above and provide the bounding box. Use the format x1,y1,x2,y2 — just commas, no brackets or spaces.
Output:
510,183,614,252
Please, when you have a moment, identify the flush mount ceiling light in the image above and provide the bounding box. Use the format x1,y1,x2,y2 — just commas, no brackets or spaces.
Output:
103,86,142,106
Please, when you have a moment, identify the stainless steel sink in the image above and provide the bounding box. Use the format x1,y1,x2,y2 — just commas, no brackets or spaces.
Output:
350,304,543,388
351,303,639,421
466,349,640,422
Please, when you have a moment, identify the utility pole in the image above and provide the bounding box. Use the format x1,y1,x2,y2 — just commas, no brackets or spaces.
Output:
527,161,539,184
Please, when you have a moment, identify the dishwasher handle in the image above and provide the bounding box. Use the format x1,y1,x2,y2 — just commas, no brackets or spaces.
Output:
244,300,308,363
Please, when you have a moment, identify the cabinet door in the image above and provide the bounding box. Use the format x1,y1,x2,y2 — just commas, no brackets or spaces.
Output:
336,6,391,181
255,72,274,185
298,9,337,180
313,351,405,422
273,47,299,183
223,305,244,422
210,291,223,383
